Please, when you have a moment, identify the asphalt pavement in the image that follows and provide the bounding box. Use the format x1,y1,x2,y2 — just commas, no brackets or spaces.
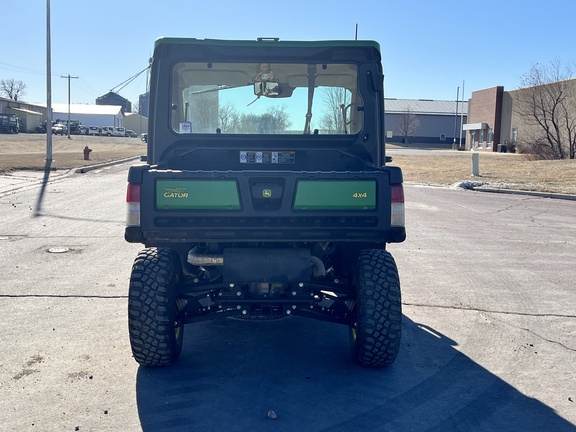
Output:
0,162,574,431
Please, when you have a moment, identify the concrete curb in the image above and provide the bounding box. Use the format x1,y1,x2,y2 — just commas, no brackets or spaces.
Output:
74,156,142,174
472,186,576,201
405,182,576,202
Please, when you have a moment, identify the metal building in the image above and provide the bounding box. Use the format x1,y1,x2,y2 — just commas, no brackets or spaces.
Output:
385,98,468,149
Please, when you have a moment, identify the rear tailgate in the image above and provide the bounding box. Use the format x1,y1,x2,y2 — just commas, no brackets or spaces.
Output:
126,166,405,244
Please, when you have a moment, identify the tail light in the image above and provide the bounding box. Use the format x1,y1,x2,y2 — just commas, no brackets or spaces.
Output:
126,183,141,227
390,184,405,227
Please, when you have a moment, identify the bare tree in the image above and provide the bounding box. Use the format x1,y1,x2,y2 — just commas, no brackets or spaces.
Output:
230,106,291,134
397,107,420,145
218,102,240,132
318,87,351,133
0,78,27,101
514,59,576,159
263,105,292,132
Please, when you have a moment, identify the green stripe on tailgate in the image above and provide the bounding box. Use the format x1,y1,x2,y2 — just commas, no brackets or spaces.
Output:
294,180,376,210
157,180,241,210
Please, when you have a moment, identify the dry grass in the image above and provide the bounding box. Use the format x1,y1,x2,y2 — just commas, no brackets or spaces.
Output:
1,134,575,195
391,152,576,195
0,133,145,172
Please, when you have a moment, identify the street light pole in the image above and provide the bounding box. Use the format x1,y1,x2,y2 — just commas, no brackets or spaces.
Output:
453,86,459,150
46,0,52,162
61,74,78,139
459,79,465,148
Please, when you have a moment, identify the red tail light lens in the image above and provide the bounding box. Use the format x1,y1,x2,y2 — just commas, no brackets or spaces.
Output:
126,183,141,227
391,184,405,227
126,183,141,203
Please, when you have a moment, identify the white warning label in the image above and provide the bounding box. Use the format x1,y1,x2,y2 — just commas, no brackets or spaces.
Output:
239,151,295,164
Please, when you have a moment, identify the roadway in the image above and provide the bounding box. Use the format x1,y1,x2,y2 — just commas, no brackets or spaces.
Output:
0,162,574,431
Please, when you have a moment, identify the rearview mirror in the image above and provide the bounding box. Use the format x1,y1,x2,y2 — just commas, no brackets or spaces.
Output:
254,81,281,97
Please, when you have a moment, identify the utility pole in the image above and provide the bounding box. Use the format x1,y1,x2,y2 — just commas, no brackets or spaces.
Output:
46,0,52,162
61,74,78,139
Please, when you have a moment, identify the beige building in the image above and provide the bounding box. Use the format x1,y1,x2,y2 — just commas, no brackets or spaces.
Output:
124,112,148,135
465,79,576,154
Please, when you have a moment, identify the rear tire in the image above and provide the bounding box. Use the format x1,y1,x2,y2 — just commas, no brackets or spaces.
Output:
349,249,402,367
128,247,184,366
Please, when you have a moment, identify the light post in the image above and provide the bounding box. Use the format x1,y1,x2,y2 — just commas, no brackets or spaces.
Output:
459,80,465,149
46,0,52,162
453,86,459,150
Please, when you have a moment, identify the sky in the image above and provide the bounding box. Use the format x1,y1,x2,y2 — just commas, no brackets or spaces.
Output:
1,0,575,108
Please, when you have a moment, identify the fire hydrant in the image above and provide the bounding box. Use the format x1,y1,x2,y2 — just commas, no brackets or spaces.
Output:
83,146,92,161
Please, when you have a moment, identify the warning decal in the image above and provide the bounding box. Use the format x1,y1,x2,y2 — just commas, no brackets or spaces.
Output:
240,151,295,164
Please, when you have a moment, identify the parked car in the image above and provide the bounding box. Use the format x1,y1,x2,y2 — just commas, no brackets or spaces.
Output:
101,126,125,137
140,133,147,142
117,127,127,136
78,125,89,135
51,124,67,135
88,126,101,136
54,119,80,134
126,129,138,137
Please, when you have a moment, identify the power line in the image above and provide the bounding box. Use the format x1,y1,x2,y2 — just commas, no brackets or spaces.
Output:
110,65,150,94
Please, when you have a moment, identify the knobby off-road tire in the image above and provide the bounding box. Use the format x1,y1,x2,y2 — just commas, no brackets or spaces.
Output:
350,249,402,367
128,247,184,366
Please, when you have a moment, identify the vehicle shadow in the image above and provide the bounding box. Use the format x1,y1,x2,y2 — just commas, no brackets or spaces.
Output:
135,315,575,432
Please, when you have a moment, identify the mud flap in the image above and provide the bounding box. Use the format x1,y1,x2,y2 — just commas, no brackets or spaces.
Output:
223,248,311,283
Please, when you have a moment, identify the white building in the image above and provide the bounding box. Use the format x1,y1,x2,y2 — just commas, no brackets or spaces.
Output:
51,103,124,128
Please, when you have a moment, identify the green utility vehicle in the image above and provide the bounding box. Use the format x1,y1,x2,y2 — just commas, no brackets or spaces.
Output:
125,37,406,368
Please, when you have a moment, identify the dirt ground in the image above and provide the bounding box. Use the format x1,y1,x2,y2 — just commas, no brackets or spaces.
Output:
1,133,575,195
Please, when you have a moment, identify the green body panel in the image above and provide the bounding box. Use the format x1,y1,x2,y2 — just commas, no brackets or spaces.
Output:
293,180,376,210
154,37,380,52
156,180,241,210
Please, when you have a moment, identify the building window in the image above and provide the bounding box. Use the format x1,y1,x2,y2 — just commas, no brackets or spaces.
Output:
487,128,493,148
512,128,518,143
478,129,484,148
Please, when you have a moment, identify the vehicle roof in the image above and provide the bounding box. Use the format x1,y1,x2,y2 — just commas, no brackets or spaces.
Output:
153,37,381,53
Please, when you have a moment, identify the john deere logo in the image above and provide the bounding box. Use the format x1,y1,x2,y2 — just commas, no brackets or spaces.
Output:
262,189,272,198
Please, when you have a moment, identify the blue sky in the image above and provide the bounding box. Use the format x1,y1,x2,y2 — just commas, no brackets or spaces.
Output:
1,0,574,107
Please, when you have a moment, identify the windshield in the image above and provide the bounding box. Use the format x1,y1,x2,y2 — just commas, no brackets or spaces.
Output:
171,62,363,135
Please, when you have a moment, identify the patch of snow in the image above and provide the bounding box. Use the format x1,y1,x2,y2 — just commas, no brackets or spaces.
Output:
450,180,487,190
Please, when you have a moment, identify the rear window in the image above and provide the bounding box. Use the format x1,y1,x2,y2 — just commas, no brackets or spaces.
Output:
170,62,363,135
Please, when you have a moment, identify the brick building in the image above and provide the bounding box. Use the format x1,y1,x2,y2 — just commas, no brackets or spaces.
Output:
464,86,504,151
465,79,576,152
